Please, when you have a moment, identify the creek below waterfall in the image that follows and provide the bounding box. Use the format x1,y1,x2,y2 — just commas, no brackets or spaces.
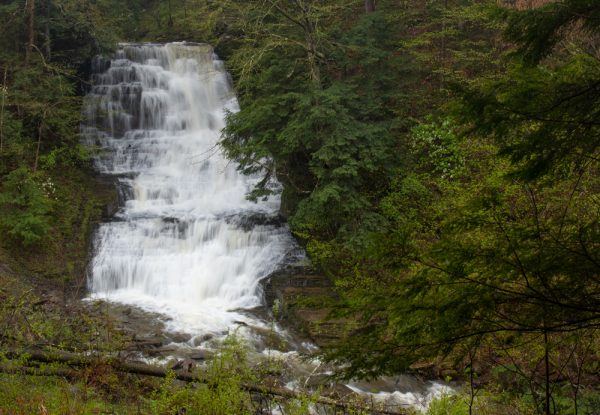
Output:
81,42,452,413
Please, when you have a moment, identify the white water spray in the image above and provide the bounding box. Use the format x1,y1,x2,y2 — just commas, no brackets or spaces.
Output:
83,43,293,336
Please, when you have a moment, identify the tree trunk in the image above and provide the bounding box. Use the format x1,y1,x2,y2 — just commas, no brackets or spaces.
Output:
167,0,173,27
301,3,321,87
440,0,448,90
0,68,7,153
306,32,321,86
365,0,375,13
44,0,51,59
25,0,35,63
544,329,551,415
33,120,43,172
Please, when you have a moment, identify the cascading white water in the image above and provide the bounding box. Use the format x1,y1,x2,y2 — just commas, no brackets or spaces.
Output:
82,42,294,336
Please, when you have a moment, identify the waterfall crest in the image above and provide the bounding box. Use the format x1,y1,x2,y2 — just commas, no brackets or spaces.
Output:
82,42,292,335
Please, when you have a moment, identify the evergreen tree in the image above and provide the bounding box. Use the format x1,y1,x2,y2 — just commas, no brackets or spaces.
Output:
220,0,411,244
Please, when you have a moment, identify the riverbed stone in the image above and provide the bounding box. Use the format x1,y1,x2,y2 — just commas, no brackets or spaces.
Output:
191,333,214,346
189,350,213,360
170,332,192,343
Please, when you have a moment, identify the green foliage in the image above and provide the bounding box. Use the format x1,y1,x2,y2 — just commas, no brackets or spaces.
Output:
0,373,138,415
133,0,223,43
407,1,504,92
40,143,91,169
0,167,53,245
497,0,600,65
426,393,469,415
0,0,116,259
458,53,600,179
305,3,600,414
149,335,256,415
410,117,464,179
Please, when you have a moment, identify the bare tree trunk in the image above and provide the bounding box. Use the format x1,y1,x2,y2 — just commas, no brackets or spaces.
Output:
0,68,7,153
300,2,321,87
267,0,322,88
33,119,43,172
306,32,321,86
365,0,375,12
544,328,551,415
44,0,51,59
440,0,448,90
25,0,35,63
153,10,161,29
468,347,475,415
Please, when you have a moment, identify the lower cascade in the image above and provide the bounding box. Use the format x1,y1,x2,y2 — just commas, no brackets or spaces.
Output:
83,42,295,337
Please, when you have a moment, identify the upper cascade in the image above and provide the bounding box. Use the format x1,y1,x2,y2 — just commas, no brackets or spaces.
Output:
82,42,295,337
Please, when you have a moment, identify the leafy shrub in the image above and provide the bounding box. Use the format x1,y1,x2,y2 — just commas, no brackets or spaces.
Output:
427,393,469,415
149,335,256,415
0,167,53,245
410,117,465,179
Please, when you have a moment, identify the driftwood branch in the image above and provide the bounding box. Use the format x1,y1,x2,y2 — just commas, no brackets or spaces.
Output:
2,348,407,415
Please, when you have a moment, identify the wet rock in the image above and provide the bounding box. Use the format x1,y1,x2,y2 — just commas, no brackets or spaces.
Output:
147,345,178,357
322,383,355,400
409,361,437,378
93,174,121,219
189,350,213,360
408,360,460,381
169,332,192,343
439,368,459,380
261,263,347,347
170,358,195,372
224,211,284,232
304,374,332,388
191,333,214,346
132,336,165,348
302,375,356,400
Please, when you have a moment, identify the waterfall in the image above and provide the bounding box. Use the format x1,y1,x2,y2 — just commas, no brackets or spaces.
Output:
81,42,452,412
82,42,293,336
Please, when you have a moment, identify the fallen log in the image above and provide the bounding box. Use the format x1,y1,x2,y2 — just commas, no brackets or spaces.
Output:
2,348,407,415
0,363,80,381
